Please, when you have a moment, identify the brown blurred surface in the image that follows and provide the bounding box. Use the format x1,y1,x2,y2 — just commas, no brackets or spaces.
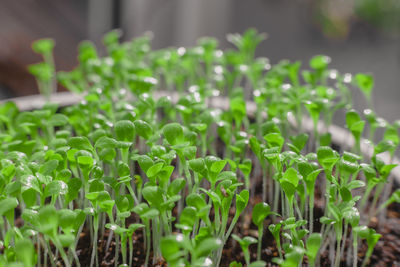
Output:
0,0,88,97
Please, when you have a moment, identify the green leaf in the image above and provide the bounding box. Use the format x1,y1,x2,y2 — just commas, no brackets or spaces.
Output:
319,132,332,146
374,140,396,155
20,174,41,194
200,189,221,206
355,73,374,100
158,165,175,185
236,189,249,214
232,234,257,249
44,180,68,197
249,261,266,267
38,159,59,175
65,178,82,204
68,137,93,152
306,233,321,262
191,123,207,133
282,167,300,187
103,29,122,47
304,100,323,125
194,237,222,258
346,110,364,139
281,246,305,267
161,234,186,263
310,55,330,70
133,203,159,219
115,195,131,212
117,162,130,177
343,207,360,227
264,133,284,150
238,159,252,176
388,189,400,204
106,223,127,235
168,178,186,196
38,205,59,236
350,121,365,140
77,156,94,168
230,97,246,125
32,38,55,54
289,133,308,153
252,202,273,227
179,206,197,228
99,199,115,215
146,162,164,178
189,158,206,174
304,169,322,193
210,159,227,173
128,223,145,233
163,123,184,145
58,209,76,231
1,162,16,180
0,197,18,216
268,223,282,241
183,146,197,160
280,181,296,203
317,146,338,171
229,261,243,267
142,186,163,208
95,136,118,149
135,155,154,173
339,186,352,202
328,203,342,222
249,136,261,158
186,193,207,211
58,233,75,247
49,114,69,127
114,120,135,141
347,180,365,190
134,120,153,140
22,188,37,208
15,238,36,267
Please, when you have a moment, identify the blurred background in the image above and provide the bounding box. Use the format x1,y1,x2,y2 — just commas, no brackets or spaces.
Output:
0,0,399,121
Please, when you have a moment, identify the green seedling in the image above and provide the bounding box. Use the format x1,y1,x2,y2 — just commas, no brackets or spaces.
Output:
268,222,283,259
238,159,252,190
160,233,222,266
345,109,365,153
354,226,381,267
232,234,258,266
275,246,305,267
306,233,322,267
29,38,56,100
298,160,321,233
15,238,37,267
227,28,267,64
105,223,144,266
252,202,278,260
354,73,374,108
279,168,301,217
133,203,159,267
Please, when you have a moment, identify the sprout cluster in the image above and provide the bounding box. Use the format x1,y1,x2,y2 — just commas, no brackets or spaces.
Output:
0,29,399,267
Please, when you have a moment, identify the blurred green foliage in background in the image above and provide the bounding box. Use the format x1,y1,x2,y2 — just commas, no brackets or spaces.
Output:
313,0,400,39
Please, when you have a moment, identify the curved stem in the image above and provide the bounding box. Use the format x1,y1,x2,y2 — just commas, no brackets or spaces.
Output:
353,234,358,267
144,221,151,267
257,226,263,260
309,192,315,234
